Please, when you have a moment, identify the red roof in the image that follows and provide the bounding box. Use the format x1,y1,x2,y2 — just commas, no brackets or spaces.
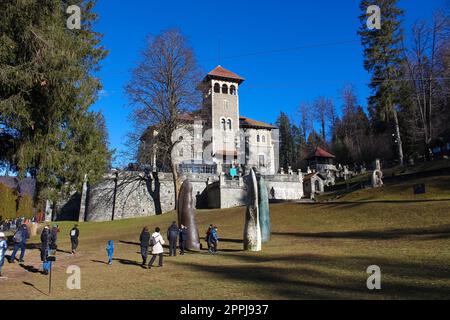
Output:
306,147,336,159
205,66,245,84
239,116,277,129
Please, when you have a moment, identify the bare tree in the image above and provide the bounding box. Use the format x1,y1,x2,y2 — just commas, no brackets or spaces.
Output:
313,96,333,141
403,13,450,150
125,29,202,209
297,102,312,142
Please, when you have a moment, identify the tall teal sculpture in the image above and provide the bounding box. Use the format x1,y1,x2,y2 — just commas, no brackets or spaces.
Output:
243,169,262,251
258,176,271,243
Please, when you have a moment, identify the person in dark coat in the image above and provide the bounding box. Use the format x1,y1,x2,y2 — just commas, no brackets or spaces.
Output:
40,226,51,275
10,224,29,263
179,225,188,255
70,224,80,255
139,227,150,266
49,224,59,250
167,221,179,257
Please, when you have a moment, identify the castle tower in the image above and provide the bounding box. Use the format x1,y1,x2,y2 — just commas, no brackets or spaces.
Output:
201,66,245,171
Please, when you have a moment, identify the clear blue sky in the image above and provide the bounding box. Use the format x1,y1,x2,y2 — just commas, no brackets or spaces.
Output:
90,0,445,166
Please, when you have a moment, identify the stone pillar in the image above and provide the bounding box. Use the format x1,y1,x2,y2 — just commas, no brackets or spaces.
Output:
78,174,88,222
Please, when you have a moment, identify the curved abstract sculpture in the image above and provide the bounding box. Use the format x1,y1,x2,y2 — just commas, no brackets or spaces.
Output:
244,169,262,251
177,180,201,251
258,176,271,243
371,159,384,188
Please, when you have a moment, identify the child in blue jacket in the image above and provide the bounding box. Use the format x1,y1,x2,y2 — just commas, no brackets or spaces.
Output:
0,232,7,277
106,240,114,265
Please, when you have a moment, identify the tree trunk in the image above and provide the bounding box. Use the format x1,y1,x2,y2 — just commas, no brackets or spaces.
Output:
393,109,404,166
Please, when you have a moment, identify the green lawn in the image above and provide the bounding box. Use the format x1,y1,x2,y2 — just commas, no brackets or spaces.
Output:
2,177,450,300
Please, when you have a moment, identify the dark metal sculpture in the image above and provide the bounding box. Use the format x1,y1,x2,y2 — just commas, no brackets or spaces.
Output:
177,179,201,251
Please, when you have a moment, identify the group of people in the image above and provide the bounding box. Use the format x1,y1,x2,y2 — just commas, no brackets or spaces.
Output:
0,220,219,278
0,217,28,232
0,223,80,277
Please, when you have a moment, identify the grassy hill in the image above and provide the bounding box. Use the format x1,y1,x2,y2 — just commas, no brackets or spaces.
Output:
2,175,450,300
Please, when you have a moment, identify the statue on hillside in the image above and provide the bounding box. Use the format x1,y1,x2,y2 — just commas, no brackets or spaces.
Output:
371,159,384,188
177,180,201,251
244,169,262,251
258,176,271,243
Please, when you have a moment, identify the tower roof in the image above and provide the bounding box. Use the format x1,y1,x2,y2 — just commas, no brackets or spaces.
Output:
306,147,336,160
204,65,245,84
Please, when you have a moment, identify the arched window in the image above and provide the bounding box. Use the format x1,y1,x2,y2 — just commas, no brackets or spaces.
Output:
257,135,260,143
227,119,232,130
262,135,266,143
230,85,236,95
223,99,229,111
214,83,220,93
222,84,228,94
221,118,226,131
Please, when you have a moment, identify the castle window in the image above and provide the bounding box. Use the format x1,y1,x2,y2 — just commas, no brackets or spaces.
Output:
230,85,236,95
223,99,229,111
222,84,228,94
259,155,265,167
179,148,184,157
221,118,226,131
257,135,260,143
262,135,266,143
214,83,220,93
227,119,232,130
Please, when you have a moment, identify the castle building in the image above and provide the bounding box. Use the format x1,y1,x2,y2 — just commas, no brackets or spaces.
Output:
144,66,280,176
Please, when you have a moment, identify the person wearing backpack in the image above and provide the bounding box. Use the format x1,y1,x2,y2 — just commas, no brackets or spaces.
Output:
10,224,29,263
70,224,80,255
148,227,165,269
0,232,7,277
167,221,179,257
40,226,51,275
139,227,150,266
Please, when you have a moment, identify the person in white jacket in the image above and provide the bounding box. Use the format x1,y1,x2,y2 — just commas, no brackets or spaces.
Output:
148,227,165,269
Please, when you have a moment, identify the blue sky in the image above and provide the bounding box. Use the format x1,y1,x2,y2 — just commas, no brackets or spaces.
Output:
90,0,445,165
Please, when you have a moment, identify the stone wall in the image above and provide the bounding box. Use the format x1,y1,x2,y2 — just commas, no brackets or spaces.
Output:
82,171,303,222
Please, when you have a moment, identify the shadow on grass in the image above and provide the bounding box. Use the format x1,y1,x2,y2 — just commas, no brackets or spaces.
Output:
91,259,109,265
23,281,48,296
272,224,450,240
177,253,450,299
19,264,42,274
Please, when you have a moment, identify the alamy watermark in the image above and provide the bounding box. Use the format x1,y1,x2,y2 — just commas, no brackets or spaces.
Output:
66,265,81,290
366,265,381,290
366,5,381,30
66,5,81,30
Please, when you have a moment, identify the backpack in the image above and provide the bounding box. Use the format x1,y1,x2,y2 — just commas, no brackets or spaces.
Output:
151,235,158,246
13,230,23,243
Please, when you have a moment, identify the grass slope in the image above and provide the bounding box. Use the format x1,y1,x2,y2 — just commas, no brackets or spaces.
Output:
1,177,450,300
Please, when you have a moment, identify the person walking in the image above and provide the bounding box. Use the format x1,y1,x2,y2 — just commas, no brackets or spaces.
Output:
106,240,114,265
205,224,213,251
148,227,165,269
179,225,188,255
40,226,51,275
167,221,179,257
10,224,29,263
139,227,150,266
70,224,80,255
0,232,7,277
49,224,59,250
208,226,219,254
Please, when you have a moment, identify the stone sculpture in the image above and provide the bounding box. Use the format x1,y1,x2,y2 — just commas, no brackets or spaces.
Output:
177,179,201,251
244,169,262,251
258,176,271,243
372,159,384,188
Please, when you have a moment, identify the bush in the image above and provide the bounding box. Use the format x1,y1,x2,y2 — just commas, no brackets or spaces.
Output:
0,183,34,219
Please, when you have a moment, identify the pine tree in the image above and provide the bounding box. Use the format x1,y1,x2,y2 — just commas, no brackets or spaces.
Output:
276,112,295,170
0,0,110,204
358,0,405,165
